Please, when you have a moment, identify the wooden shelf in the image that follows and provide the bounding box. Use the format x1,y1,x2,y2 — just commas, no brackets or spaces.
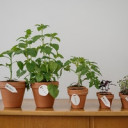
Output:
0,99,127,116
0,99,128,128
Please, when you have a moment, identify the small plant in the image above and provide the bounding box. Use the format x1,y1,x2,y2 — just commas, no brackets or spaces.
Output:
99,80,116,93
16,24,64,98
0,45,21,81
118,76,128,95
64,57,101,88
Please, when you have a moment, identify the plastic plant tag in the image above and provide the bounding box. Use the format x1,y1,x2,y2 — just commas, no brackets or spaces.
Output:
71,94,80,106
38,85,48,96
125,96,128,101
101,96,110,107
5,83,17,93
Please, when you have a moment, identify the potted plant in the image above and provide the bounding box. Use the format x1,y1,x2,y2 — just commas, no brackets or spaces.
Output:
118,76,128,109
0,45,26,108
97,80,114,109
16,24,64,108
64,57,101,109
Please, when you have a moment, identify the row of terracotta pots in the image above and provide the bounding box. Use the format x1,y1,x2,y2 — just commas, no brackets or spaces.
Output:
0,81,128,109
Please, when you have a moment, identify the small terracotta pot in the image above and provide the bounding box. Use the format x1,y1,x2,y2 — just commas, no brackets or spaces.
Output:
0,81,25,108
31,81,59,108
67,86,88,109
119,92,128,109
97,92,114,109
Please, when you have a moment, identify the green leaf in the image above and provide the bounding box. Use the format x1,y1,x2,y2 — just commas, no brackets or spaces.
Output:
57,53,64,58
32,35,42,42
17,61,24,70
18,43,27,48
49,61,58,72
50,44,59,51
25,29,32,38
36,74,43,82
76,65,84,73
41,46,52,55
54,37,61,42
35,24,49,31
26,48,37,57
41,64,47,72
48,84,59,98
0,64,4,66
26,61,36,72
0,54,4,57
17,69,26,78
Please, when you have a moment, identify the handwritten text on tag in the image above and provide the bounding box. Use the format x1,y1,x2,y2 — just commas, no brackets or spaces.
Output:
101,96,110,107
71,94,80,106
5,83,17,93
38,85,48,96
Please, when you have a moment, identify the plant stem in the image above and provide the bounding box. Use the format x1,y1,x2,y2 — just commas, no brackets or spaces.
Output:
77,73,81,87
9,55,13,80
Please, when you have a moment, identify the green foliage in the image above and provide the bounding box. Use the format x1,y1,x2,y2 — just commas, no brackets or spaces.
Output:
64,57,101,88
118,76,128,95
0,45,19,81
47,84,59,98
16,24,63,98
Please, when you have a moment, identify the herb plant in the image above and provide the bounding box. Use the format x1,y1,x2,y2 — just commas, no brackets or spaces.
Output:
0,45,21,81
118,76,128,95
64,57,101,88
16,24,64,98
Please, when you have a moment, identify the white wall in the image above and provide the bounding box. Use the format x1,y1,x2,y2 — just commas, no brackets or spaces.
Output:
0,0,128,99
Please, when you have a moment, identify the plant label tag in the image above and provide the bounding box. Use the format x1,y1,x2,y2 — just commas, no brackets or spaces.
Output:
5,83,17,93
71,94,80,106
38,85,48,96
125,96,128,101
101,96,110,107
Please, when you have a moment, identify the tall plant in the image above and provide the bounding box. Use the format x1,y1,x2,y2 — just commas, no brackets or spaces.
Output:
16,24,64,97
0,45,21,81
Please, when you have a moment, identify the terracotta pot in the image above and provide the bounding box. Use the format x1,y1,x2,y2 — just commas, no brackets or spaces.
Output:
67,86,88,109
97,92,114,109
119,92,128,109
0,81,25,108
31,81,59,108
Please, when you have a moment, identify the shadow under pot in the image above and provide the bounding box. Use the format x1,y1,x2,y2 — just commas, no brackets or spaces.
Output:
0,81,25,108
119,92,128,109
31,81,59,108
97,92,114,109
67,86,88,109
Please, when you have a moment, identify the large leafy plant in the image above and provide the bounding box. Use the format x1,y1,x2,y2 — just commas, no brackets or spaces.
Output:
64,57,101,88
0,45,21,81
16,24,64,98
118,76,128,95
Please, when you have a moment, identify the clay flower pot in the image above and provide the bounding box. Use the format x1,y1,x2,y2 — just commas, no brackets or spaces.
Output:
31,81,59,108
97,92,114,109
0,81,25,108
119,92,128,109
67,86,88,109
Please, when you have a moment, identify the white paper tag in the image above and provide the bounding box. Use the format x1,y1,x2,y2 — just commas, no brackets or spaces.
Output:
71,94,80,106
38,85,48,96
101,96,110,107
5,83,17,93
125,96,128,101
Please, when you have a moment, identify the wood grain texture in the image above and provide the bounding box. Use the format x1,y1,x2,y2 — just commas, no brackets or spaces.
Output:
24,116,89,128
93,117,128,128
0,116,24,128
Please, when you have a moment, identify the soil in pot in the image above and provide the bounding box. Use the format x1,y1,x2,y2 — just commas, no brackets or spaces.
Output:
97,92,114,109
119,92,128,109
67,86,88,109
0,81,25,108
31,81,58,108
